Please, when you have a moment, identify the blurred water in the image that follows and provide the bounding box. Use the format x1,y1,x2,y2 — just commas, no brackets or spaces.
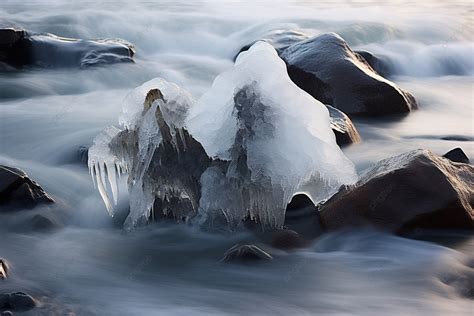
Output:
0,1,473,315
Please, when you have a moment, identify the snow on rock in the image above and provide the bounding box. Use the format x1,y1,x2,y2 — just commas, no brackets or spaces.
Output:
89,42,357,230
187,41,357,228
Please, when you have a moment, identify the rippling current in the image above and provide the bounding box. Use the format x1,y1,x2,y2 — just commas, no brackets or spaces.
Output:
0,1,473,315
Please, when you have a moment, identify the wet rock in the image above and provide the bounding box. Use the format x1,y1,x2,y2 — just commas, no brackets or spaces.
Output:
221,244,273,263
326,105,361,146
0,292,36,312
234,30,308,61
0,259,8,279
284,194,322,238
0,165,54,210
280,33,417,116
270,229,308,250
0,28,25,48
443,148,470,164
319,149,474,233
0,27,134,69
1,311,12,316
355,50,395,78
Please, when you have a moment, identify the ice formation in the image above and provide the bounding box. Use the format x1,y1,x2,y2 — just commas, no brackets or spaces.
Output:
88,78,201,229
89,42,358,230
187,41,357,226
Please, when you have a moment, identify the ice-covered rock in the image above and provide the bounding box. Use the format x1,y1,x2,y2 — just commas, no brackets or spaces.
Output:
88,78,203,229
187,41,357,228
89,42,357,230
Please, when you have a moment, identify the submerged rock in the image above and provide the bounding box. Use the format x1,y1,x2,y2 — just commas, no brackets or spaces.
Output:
443,148,470,164
0,165,54,210
0,27,134,69
221,244,273,263
326,105,361,146
280,33,417,116
0,292,36,312
270,229,308,250
31,214,59,232
319,149,474,233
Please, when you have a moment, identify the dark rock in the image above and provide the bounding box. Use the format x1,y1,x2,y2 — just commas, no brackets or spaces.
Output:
0,165,54,210
221,244,273,263
1,311,12,316
0,27,134,69
440,135,474,142
0,292,36,312
0,259,8,279
280,33,417,117
270,229,308,250
0,28,25,47
326,105,361,146
234,30,308,61
443,148,470,164
284,194,322,238
319,149,474,233
355,50,395,78
31,214,58,232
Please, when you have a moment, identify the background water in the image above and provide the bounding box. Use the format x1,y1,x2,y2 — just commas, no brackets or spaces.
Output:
0,1,473,315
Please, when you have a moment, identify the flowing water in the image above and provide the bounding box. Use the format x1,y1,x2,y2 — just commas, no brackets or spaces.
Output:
0,1,473,315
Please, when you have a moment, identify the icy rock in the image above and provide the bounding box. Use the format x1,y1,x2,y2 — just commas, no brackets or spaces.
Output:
89,42,357,231
88,79,206,229
187,41,357,228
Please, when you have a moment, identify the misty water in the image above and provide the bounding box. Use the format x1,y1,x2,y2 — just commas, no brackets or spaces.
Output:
1,1,473,315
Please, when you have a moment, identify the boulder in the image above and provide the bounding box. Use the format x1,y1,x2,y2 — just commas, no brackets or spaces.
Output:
221,244,273,263
280,33,417,116
319,149,474,233
270,229,308,250
443,148,470,164
326,105,361,146
0,27,134,69
0,292,36,312
0,165,54,210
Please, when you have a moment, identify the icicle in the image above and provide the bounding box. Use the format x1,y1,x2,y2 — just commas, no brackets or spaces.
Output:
95,163,113,216
106,161,119,206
